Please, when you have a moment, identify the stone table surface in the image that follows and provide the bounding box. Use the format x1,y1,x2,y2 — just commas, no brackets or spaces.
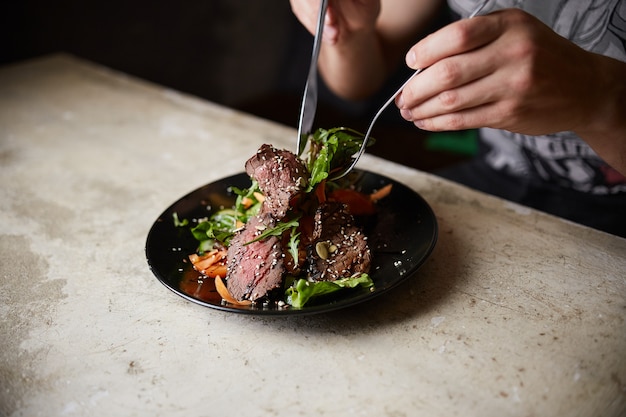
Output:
1,54,625,417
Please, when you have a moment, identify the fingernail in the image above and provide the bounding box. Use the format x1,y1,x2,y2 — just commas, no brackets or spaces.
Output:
396,94,404,108
324,11,333,25
406,50,416,67
414,120,425,129
324,25,338,44
400,108,412,121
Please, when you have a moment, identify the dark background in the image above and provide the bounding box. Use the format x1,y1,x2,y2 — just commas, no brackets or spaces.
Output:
0,0,470,171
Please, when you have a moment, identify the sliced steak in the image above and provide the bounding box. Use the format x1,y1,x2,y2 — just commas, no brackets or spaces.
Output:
226,214,285,301
308,202,371,281
245,144,308,219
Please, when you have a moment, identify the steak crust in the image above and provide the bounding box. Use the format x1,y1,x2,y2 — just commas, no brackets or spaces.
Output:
308,202,371,281
245,144,307,219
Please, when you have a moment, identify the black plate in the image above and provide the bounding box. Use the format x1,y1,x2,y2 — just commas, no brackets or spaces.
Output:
145,170,437,315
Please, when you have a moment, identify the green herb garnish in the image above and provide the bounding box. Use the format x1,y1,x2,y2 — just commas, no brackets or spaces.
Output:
244,216,301,245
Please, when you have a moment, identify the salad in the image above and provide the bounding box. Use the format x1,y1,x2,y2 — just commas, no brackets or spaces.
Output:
175,128,391,308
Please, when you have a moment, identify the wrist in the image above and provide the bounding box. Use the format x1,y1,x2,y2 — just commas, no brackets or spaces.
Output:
578,54,626,136
575,54,626,173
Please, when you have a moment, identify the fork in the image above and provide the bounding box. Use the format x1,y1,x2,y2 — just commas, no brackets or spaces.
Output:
328,0,492,181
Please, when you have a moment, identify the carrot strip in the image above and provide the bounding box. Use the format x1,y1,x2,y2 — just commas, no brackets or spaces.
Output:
241,197,255,209
370,183,393,202
192,254,219,271
253,192,265,203
203,264,228,278
215,276,252,306
189,250,229,277
189,250,226,271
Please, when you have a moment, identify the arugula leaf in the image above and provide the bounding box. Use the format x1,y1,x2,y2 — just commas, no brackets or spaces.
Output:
285,273,375,308
244,217,300,245
288,228,301,266
307,132,337,190
305,127,372,191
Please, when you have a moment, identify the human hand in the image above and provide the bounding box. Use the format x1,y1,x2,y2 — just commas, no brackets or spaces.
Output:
289,0,381,45
395,8,608,136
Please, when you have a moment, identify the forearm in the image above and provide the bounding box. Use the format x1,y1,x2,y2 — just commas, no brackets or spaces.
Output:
318,28,390,100
574,54,626,175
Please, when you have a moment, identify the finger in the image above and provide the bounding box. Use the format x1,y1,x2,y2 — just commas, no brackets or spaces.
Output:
396,47,498,110
323,4,339,44
401,70,518,131
401,70,505,121
410,95,535,133
408,77,527,132
405,14,503,69
411,102,496,132
294,0,329,36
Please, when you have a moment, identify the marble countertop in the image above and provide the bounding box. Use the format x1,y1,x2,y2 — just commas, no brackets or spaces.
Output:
1,54,625,417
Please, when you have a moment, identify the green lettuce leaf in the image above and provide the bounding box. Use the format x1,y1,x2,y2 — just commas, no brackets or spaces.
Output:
285,273,375,308
189,208,239,252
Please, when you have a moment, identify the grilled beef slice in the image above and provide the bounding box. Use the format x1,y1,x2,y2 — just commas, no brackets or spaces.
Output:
226,145,306,302
308,202,371,281
226,214,285,301
245,144,308,219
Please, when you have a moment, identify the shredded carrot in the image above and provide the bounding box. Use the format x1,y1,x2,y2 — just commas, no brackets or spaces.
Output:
370,183,393,202
189,249,228,277
190,250,252,305
215,275,252,306
241,192,265,209
202,264,228,278
253,191,265,203
241,196,255,209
